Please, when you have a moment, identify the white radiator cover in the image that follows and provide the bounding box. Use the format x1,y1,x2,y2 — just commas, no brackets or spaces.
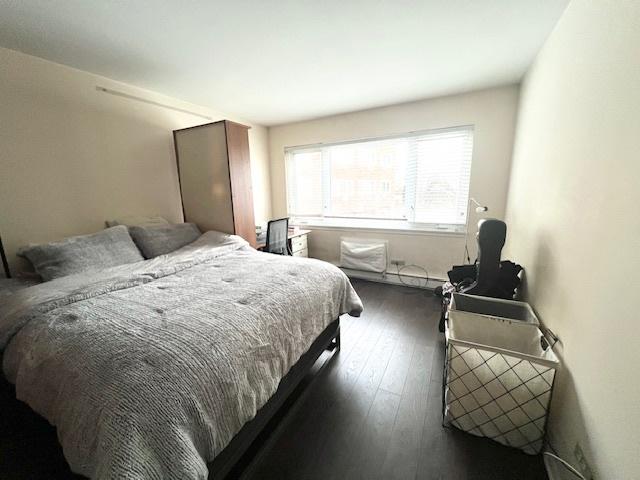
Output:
339,238,388,273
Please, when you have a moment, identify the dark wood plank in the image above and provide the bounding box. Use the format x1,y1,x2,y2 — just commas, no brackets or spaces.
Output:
430,336,447,384
378,344,434,480
311,326,399,479
342,388,403,480
379,339,416,395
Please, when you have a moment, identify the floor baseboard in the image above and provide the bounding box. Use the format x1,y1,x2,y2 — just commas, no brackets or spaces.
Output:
338,266,445,291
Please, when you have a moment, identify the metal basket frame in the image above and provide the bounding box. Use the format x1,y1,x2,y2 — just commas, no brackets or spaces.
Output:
442,321,558,455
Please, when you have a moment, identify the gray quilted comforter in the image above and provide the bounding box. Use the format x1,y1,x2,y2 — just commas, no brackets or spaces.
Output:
0,231,363,479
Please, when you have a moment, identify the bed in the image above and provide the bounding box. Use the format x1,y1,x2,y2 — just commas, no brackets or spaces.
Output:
0,230,363,479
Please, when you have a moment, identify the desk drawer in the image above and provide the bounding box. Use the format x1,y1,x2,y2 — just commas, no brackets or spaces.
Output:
291,234,307,253
292,247,308,258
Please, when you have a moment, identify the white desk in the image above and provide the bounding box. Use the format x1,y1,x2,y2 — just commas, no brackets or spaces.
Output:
256,229,310,257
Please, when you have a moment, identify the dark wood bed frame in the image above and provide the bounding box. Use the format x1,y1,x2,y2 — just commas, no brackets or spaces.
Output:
207,318,341,479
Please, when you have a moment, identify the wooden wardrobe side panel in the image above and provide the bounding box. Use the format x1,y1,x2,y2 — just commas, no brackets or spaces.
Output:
225,121,257,247
174,123,235,234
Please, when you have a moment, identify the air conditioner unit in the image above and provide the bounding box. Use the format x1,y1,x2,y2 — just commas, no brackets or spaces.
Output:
339,238,388,273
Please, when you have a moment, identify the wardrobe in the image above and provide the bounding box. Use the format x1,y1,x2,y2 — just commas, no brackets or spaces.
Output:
173,120,257,247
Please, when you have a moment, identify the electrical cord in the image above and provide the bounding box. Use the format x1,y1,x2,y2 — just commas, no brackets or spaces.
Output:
543,451,586,479
395,263,430,289
463,240,472,264
384,257,430,290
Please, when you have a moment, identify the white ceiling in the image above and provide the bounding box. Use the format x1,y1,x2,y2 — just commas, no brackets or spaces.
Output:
0,1,569,126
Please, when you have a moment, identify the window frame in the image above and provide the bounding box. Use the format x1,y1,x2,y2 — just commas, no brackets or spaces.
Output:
284,125,474,235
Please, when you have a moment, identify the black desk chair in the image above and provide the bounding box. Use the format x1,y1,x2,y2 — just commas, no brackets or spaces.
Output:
265,218,292,255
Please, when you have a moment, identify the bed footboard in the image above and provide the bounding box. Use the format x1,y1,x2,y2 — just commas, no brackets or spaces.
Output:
208,318,341,479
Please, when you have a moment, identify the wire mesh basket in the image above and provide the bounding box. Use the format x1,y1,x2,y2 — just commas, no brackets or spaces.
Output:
443,295,559,454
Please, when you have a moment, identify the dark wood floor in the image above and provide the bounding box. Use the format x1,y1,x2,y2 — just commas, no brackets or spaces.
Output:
0,279,547,479
241,280,548,480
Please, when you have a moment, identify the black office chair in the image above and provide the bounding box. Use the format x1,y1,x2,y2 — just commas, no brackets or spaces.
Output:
265,218,292,255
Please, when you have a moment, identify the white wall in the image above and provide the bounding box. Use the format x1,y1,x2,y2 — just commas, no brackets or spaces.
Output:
269,86,519,280
504,1,640,477
0,47,271,273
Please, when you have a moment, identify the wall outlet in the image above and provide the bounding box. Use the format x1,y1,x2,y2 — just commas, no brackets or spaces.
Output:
574,442,594,480
390,259,405,266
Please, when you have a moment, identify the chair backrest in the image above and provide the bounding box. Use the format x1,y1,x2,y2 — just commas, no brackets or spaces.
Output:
462,218,506,296
265,218,290,255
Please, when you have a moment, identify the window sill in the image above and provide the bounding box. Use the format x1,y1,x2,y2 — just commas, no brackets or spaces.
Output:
290,218,467,237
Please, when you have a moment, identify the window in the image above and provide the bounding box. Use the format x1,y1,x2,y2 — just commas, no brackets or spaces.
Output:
285,126,474,232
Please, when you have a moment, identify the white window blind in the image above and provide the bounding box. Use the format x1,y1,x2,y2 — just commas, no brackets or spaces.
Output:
286,126,474,231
